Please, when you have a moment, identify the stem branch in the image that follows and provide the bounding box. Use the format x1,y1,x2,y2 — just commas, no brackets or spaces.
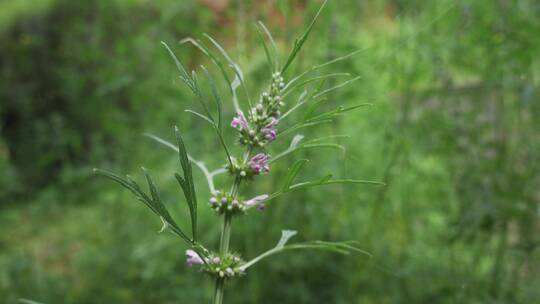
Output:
213,173,243,304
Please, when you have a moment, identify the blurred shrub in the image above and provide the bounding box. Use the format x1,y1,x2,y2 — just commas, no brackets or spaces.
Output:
0,0,214,200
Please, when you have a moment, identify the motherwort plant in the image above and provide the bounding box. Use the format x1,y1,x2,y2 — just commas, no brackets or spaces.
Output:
94,1,383,303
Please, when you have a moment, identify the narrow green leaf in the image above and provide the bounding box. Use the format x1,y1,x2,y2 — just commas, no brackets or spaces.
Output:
306,103,372,123
283,73,350,97
255,23,274,74
266,175,385,203
305,134,350,143
19,299,45,304
93,168,141,197
288,178,386,191
256,21,279,72
240,229,371,271
281,90,309,119
190,70,215,122
141,167,160,203
201,66,223,129
279,120,333,137
258,21,279,68
94,167,192,243
175,172,196,235
281,0,328,74
312,76,362,99
140,168,190,242
185,110,215,126
271,135,346,163
283,159,309,191
203,34,252,108
180,37,234,96
175,127,198,241
143,133,222,194
284,48,368,91
161,41,192,88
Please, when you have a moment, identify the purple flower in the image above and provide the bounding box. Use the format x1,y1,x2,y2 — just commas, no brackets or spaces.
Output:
261,118,279,141
231,111,249,130
248,153,271,173
186,249,204,267
244,194,269,208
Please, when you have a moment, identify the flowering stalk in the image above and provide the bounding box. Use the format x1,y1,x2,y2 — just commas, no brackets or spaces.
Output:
95,1,385,303
214,178,239,304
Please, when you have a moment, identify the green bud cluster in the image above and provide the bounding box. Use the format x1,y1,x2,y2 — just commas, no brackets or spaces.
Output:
202,252,245,279
209,190,246,215
258,72,286,115
225,156,255,179
238,126,266,148
237,72,285,147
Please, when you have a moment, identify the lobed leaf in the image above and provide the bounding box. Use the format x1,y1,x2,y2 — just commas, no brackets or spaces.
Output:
240,229,371,271
143,133,225,194
175,127,198,241
93,168,192,244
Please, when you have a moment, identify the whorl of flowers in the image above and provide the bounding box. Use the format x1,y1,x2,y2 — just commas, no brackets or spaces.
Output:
231,72,285,148
186,250,245,278
209,191,269,215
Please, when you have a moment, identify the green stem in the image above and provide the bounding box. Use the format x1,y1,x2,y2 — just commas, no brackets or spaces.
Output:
213,177,241,304
213,278,224,304
213,146,251,304
219,212,233,255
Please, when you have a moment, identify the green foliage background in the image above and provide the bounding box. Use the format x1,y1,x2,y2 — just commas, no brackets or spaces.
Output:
1,0,539,303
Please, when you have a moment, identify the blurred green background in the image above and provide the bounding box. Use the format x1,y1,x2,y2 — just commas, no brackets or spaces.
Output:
1,0,539,303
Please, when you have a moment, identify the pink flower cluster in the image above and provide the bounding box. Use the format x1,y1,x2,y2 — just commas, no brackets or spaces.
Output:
244,194,269,210
230,111,249,130
248,153,271,173
186,249,203,267
261,118,278,141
